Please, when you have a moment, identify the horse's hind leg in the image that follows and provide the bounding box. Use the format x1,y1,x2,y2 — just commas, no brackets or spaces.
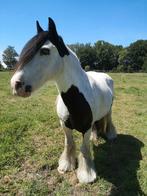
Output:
91,117,107,141
92,110,117,141
105,110,117,141
57,120,76,174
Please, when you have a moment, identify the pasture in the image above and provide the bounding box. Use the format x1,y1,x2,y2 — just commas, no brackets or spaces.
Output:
0,72,147,195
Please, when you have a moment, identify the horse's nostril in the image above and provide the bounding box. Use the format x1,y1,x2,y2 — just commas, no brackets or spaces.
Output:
25,85,32,93
15,81,22,90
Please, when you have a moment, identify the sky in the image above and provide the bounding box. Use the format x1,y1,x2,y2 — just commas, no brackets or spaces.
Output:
0,0,147,60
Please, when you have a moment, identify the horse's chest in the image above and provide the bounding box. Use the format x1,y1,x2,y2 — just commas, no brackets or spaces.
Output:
61,85,93,134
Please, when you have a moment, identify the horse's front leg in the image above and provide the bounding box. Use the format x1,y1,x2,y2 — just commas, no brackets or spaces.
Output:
58,121,76,174
77,129,97,183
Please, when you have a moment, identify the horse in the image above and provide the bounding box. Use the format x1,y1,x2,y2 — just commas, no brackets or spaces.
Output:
11,18,117,183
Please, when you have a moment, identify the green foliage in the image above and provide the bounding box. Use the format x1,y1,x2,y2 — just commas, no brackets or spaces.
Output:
94,41,122,71
126,40,147,71
69,43,97,69
2,46,18,69
142,57,147,72
69,40,147,72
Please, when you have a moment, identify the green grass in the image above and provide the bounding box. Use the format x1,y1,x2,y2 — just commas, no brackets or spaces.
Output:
0,71,147,195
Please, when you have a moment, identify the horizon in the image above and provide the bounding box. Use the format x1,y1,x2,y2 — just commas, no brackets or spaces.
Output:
0,0,147,60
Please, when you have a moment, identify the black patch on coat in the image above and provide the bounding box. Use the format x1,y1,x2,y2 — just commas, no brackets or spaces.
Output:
61,85,93,134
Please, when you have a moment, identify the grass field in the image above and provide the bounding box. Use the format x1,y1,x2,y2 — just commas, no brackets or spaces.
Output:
0,71,147,195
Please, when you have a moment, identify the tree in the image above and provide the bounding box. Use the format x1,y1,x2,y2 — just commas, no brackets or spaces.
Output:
126,40,147,72
142,57,147,72
68,43,85,54
69,43,97,70
77,44,97,69
68,40,147,72
118,48,130,72
2,46,18,69
94,41,122,71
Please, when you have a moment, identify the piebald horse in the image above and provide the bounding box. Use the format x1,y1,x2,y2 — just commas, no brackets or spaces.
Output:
11,18,117,183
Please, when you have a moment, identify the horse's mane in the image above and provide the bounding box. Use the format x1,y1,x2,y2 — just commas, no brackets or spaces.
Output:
16,31,49,69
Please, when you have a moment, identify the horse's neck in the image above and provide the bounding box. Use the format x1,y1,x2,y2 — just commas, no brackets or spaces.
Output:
55,49,87,93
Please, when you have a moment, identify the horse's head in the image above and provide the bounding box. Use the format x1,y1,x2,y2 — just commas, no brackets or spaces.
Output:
11,18,69,97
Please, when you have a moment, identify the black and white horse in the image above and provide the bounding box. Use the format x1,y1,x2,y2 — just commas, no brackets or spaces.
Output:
11,18,117,183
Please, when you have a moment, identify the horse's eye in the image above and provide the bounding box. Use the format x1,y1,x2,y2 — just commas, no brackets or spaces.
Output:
40,48,50,55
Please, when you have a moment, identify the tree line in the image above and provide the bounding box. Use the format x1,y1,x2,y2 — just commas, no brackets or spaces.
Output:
69,40,147,72
1,40,147,72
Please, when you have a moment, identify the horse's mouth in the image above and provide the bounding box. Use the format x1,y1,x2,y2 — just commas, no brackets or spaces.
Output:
13,89,32,98
12,84,32,98
18,92,31,98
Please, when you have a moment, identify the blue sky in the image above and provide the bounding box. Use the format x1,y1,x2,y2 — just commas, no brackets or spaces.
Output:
0,0,147,58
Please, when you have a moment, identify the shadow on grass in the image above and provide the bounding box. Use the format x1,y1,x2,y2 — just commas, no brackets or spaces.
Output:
93,134,145,196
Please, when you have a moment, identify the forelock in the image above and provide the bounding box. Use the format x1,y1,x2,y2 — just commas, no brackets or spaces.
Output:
16,31,49,68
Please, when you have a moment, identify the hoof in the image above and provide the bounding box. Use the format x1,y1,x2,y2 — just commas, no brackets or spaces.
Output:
58,159,75,174
77,167,97,183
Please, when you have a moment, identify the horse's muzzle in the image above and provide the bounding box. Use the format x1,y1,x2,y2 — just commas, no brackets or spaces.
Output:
12,81,32,98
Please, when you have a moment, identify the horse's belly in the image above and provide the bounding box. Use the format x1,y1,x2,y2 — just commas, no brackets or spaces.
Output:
92,91,113,122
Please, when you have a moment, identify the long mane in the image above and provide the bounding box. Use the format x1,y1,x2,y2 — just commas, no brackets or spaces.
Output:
16,31,49,69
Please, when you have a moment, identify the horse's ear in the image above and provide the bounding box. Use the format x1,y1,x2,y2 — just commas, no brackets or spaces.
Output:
48,17,58,41
48,17,69,57
36,21,44,34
